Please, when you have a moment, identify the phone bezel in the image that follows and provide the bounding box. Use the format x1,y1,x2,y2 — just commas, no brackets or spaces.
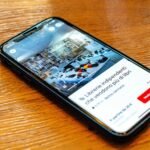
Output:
0,17,149,138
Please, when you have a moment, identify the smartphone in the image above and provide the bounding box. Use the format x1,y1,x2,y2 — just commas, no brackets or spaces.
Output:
0,17,149,138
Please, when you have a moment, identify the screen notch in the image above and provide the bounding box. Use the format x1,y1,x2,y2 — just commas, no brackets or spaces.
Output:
14,26,41,42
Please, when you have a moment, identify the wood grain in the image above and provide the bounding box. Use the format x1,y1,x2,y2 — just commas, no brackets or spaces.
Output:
0,0,150,149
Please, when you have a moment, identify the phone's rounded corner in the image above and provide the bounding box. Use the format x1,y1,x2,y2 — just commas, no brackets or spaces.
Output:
0,43,6,55
44,16,64,23
105,115,149,140
108,129,133,139
49,16,65,21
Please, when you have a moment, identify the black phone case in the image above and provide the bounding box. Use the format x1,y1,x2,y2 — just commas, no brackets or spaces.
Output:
0,17,149,140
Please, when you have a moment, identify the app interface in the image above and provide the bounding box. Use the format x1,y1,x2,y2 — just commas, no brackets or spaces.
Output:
4,19,150,133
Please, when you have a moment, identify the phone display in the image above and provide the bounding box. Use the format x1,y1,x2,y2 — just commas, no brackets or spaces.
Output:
1,17,149,136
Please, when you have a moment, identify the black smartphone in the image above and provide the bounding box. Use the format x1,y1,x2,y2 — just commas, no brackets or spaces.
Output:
0,17,149,138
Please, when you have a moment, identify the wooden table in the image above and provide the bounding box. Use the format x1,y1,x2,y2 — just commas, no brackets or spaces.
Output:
0,0,149,149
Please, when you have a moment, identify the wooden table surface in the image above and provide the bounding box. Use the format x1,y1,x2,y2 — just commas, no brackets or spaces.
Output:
0,0,150,149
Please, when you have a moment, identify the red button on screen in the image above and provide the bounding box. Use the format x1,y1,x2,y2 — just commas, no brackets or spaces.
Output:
138,88,150,103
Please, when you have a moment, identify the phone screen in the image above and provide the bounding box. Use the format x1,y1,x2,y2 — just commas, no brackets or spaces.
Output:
3,18,150,134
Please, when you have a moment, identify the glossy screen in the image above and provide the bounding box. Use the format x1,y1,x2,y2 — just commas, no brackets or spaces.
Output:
3,18,150,134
